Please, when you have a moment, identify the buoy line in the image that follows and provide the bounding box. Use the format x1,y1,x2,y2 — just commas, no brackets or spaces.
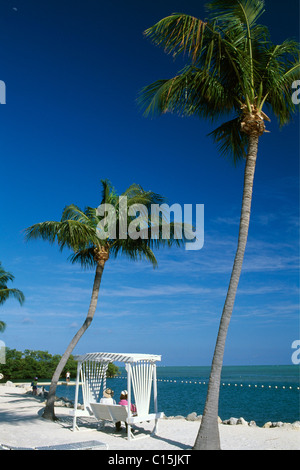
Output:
114,376,299,390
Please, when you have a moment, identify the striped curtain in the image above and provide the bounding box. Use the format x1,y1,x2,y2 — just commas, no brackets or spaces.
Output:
80,360,108,408
130,361,155,416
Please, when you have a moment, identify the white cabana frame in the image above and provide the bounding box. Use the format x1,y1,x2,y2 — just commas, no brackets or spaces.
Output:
72,352,163,440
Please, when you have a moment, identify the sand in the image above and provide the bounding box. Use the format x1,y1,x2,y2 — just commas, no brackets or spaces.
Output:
0,385,299,451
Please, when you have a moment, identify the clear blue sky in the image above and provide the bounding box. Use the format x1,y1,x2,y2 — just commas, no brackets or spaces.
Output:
0,0,299,366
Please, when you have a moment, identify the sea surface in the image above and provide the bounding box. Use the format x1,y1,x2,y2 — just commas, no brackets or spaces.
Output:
55,365,300,427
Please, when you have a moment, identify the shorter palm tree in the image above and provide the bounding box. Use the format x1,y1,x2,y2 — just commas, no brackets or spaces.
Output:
0,263,25,332
25,180,190,420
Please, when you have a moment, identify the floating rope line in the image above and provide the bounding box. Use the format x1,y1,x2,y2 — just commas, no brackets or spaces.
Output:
113,376,299,390
156,379,300,390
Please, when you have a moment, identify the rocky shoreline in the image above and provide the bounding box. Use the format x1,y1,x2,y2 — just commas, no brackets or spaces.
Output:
165,412,300,429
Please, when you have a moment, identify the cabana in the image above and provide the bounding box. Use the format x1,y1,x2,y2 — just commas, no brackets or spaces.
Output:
72,352,163,440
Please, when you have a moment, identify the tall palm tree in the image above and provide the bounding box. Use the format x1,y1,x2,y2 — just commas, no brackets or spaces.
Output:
139,0,299,450
0,263,25,332
25,180,188,421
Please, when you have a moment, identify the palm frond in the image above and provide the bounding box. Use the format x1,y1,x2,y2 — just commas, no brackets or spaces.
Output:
24,221,62,244
256,39,300,125
206,0,265,27
110,239,158,268
144,13,207,63
56,220,98,252
126,188,166,210
25,219,97,252
264,75,297,127
207,0,266,98
68,248,97,269
0,263,25,307
138,79,171,117
139,66,235,121
100,179,118,205
209,117,248,163
61,204,90,223
0,288,25,306
0,264,15,285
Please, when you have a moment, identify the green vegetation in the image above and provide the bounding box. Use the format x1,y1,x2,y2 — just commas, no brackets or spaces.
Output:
106,362,120,378
0,348,119,381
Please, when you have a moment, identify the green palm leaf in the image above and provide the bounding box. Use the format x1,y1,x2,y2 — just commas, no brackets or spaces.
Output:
144,13,207,62
0,262,25,334
140,0,299,161
0,287,25,306
209,117,248,163
206,0,266,26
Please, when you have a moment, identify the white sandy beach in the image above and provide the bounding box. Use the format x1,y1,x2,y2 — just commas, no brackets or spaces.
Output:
0,385,299,451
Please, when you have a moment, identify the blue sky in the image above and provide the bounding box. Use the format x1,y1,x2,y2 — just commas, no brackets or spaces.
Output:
0,0,299,366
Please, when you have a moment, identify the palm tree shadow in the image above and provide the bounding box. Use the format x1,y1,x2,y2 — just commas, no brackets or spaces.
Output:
151,431,192,450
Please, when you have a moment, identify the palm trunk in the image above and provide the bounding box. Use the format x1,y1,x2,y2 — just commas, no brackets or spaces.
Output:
42,261,105,421
193,134,259,450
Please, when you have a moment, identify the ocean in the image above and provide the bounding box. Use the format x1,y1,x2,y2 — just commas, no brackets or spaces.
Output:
55,365,300,427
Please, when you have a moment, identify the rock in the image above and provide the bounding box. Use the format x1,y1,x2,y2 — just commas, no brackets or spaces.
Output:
229,417,238,425
5,381,14,387
249,420,257,427
237,417,248,426
281,422,292,429
223,417,238,425
60,396,71,403
54,396,74,408
54,400,65,407
292,421,300,429
263,421,272,428
167,415,187,420
271,421,284,428
186,412,198,421
63,397,73,404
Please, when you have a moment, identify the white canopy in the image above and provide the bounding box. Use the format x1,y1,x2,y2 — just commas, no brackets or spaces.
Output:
72,351,162,440
75,352,161,364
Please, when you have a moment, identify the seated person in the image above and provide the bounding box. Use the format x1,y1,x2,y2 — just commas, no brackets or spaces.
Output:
116,390,136,431
100,388,116,405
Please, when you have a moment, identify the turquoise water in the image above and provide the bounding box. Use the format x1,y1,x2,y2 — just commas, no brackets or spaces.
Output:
56,365,300,427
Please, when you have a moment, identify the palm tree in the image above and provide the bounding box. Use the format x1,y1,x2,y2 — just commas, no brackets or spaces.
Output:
0,263,25,332
25,179,188,421
139,0,299,450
